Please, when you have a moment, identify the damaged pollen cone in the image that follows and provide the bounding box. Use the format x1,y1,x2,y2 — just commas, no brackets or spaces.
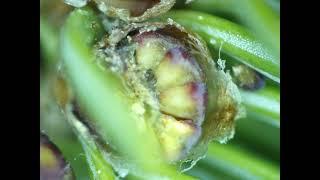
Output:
61,7,243,168
90,20,243,163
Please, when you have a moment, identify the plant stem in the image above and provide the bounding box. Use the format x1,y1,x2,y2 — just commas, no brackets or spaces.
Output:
161,10,280,83
40,16,59,66
241,84,280,124
180,0,280,58
237,83,280,160
66,108,116,180
188,142,280,180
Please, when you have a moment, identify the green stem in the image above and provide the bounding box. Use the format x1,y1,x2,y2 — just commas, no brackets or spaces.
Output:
61,7,195,180
66,108,116,180
181,0,280,57
235,111,280,161
241,84,280,125
175,0,236,22
237,83,280,160
265,0,280,13
235,0,280,56
161,10,280,83
188,142,280,180
40,16,59,66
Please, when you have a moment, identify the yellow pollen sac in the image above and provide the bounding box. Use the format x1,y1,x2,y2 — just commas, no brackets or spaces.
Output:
156,115,200,162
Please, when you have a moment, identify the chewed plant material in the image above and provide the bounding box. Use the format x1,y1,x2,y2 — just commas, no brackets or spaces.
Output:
101,21,243,162
59,6,243,170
